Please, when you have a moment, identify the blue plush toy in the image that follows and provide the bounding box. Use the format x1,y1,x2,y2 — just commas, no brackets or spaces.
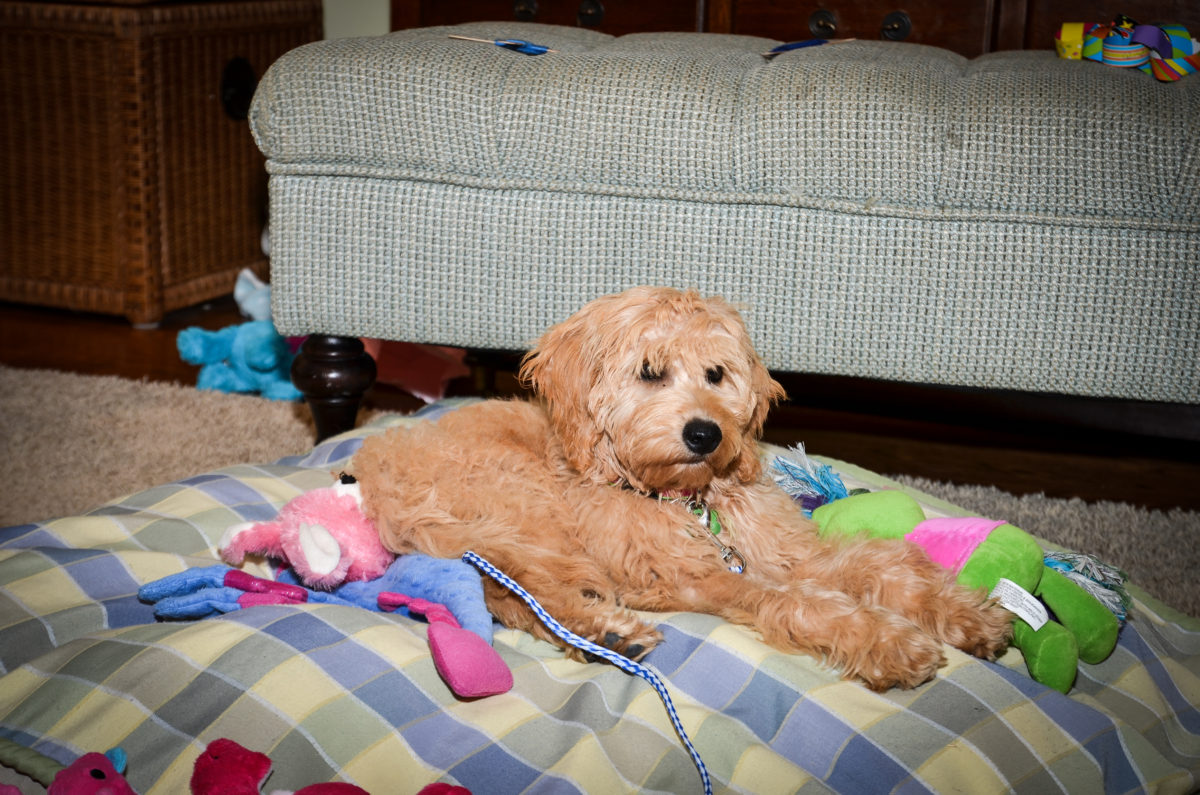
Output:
138,554,494,643
177,320,301,401
139,554,511,697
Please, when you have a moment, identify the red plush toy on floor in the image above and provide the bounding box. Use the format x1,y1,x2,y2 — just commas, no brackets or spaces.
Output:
48,751,137,795
191,738,468,795
0,743,135,795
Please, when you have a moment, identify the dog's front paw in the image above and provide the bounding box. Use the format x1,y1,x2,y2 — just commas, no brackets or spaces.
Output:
953,598,1014,660
598,625,664,661
844,616,946,691
569,614,663,663
928,590,1014,661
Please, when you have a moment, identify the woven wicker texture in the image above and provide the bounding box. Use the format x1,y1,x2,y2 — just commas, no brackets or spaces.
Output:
251,22,1199,403
0,1,322,325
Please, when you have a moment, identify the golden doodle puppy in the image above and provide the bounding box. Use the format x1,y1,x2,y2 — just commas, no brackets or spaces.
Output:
352,286,1011,690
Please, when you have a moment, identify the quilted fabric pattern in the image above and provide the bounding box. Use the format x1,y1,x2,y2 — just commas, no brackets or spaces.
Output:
2,406,1197,793
249,23,1199,403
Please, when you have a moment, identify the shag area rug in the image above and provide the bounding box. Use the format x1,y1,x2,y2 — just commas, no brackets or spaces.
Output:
1,365,1195,619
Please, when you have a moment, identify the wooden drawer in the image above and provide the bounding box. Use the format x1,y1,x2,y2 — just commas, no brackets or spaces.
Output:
716,0,997,57
393,0,700,36
395,0,1200,58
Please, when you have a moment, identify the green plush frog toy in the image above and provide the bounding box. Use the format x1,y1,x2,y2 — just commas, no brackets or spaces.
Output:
811,489,1127,693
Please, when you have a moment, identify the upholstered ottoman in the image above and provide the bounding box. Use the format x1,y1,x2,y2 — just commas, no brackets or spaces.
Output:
249,22,1199,438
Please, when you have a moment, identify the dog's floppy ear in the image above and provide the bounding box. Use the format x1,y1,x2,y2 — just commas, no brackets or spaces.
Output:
519,306,607,477
749,359,786,439
733,351,787,483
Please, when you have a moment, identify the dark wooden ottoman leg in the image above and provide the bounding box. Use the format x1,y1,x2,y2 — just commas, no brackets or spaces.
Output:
290,335,376,442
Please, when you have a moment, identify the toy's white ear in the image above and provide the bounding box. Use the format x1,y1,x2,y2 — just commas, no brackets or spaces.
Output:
297,522,341,576
234,267,272,322
331,480,363,507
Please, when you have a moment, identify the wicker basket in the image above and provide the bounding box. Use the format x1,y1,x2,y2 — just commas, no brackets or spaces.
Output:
0,1,322,325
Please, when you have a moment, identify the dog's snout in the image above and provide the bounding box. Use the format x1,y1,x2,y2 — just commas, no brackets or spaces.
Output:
682,419,722,456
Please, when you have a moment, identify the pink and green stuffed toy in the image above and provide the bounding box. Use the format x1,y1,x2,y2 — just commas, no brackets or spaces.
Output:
812,489,1125,693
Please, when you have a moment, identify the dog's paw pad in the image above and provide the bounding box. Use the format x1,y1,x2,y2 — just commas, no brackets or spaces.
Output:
580,626,659,663
582,634,621,663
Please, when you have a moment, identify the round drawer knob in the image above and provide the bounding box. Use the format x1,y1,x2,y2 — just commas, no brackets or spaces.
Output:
578,0,604,27
808,10,837,38
881,11,912,41
513,0,538,21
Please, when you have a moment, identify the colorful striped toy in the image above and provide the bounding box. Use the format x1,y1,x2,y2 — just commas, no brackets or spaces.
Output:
1056,19,1199,81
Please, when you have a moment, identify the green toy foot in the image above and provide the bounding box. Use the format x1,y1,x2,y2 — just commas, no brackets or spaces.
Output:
1037,567,1120,665
1014,618,1078,694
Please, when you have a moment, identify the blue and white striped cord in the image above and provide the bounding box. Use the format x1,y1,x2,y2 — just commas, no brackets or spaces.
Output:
463,551,712,795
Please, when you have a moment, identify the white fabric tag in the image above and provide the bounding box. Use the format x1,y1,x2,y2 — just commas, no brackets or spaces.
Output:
990,578,1048,631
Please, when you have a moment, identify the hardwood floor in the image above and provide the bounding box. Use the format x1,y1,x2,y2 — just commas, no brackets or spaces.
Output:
3,297,1198,511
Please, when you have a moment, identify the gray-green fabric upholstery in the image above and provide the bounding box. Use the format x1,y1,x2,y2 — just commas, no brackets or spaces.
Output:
250,22,1199,403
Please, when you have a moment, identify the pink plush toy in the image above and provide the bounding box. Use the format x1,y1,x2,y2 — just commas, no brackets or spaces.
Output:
48,751,137,795
0,742,135,795
379,593,514,698
190,738,374,795
219,474,394,589
191,738,467,795
190,739,272,795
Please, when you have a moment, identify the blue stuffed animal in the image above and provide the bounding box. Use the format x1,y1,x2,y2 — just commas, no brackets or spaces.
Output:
178,320,301,401
138,554,494,643
138,553,511,698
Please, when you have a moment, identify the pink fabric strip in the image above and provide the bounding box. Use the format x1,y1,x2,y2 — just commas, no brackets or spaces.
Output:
906,517,1006,572
224,569,308,600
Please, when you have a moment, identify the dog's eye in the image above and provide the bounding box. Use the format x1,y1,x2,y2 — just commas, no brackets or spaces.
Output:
706,366,725,385
640,361,664,382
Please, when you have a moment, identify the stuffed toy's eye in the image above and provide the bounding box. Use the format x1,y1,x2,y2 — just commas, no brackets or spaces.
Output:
706,366,724,385
640,361,664,382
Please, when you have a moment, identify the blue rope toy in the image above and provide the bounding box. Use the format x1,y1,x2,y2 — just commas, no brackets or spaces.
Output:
463,551,712,795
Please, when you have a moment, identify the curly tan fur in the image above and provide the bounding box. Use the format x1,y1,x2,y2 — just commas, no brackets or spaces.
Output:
353,287,1011,690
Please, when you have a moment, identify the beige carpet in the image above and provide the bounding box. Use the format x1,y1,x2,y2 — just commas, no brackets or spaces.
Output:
0,365,319,525
1,364,1195,619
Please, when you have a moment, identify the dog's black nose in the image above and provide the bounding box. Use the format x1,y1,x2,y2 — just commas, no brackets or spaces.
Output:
682,419,722,456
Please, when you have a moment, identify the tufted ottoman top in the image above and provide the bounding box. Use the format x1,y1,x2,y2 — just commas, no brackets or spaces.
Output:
251,21,1198,229
249,22,1199,404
